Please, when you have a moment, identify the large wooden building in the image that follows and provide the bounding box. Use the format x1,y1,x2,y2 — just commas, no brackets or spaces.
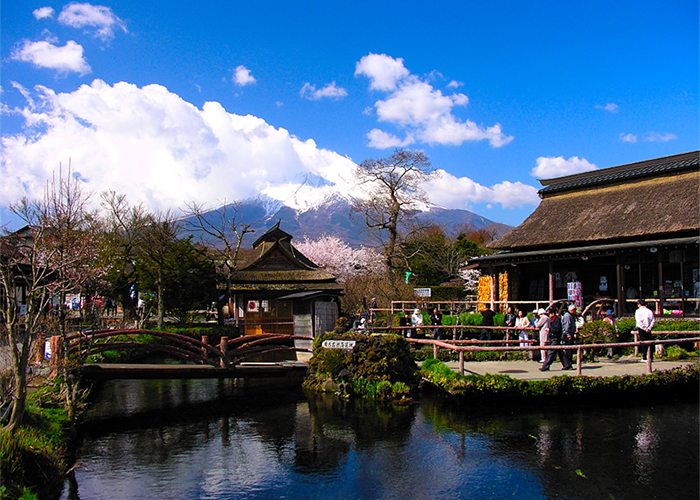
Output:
228,222,342,345
471,151,699,316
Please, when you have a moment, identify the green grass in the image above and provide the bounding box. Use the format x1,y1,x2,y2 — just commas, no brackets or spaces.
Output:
0,391,71,500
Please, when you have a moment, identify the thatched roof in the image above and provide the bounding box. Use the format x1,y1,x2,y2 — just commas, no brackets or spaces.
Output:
492,151,699,250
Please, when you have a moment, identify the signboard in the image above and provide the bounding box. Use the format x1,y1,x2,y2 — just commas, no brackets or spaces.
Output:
321,340,356,350
45,341,52,361
247,300,259,313
414,288,431,298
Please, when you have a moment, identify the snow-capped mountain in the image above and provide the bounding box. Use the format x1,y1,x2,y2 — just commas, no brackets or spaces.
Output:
184,191,510,248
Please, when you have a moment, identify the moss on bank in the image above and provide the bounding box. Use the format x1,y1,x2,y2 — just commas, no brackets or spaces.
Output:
1,387,72,500
420,358,699,403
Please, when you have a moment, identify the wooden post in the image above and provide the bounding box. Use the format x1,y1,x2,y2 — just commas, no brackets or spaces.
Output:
201,335,209,364
657,260,664,314
49,335,63,378
646,350,653,375
219,336,228,368
616,253,624,317
459,351,464,376
548,262,554,304
576,346,582,376
633,331,639,356
433,342,438,359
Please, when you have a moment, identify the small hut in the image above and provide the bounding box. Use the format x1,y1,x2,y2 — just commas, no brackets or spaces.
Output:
228,222,342,348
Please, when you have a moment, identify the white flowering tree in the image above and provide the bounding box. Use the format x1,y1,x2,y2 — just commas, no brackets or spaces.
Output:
294,235,382,284
460,268,481,294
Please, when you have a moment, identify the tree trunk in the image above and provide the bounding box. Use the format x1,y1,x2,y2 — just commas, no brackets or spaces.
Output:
4,336,29,432
157,265,165,329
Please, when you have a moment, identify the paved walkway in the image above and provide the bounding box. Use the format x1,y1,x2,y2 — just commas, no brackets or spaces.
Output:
440,356,698,381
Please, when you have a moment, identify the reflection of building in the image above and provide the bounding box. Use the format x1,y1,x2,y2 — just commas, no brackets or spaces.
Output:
229,222,342,345
471,151,699,316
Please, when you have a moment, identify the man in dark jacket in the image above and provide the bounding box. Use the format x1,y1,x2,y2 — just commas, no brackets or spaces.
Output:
540,305,573,371
480,305,496,342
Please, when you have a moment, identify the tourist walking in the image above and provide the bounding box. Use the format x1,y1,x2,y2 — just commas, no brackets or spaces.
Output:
535,309,550,368
540,306,573,371
635,299,655,361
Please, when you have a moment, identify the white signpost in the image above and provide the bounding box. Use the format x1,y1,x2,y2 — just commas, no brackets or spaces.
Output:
321,340,356,350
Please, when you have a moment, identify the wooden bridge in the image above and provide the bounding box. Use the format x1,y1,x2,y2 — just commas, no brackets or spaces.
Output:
52,329,311,380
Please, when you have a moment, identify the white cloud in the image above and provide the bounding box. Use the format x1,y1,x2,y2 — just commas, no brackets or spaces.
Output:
12,40,91,75
424,170,540,210
232,65,256,86
447,80,463,88
596,102,619,113
33,7,55,19
354,53,410,91
366,129,414,149
644,132,678,142
1,80,531,216
356,53,513,149
531,156,597,178
0,80,359,213
620,132,637,143
58,2,126,40
300,82,347,100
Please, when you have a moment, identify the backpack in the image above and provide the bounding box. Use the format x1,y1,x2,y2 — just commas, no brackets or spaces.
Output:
550,315,562,339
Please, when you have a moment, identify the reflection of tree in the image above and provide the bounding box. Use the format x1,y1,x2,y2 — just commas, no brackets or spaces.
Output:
295,393,416,474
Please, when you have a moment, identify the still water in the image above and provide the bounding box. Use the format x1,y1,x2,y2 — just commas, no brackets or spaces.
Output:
63,379,698,500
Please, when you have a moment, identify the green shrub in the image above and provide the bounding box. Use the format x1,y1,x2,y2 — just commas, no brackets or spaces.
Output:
304,332,418,400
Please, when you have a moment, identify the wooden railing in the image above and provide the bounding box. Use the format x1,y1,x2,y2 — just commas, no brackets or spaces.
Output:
403,336,700,377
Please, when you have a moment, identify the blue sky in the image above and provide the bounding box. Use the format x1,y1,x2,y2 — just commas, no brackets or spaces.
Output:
2,0,698,231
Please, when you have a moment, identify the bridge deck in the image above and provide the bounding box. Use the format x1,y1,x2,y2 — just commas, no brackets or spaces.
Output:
81,361,309,380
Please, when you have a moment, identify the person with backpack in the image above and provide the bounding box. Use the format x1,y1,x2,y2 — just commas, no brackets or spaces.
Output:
540,305,573,372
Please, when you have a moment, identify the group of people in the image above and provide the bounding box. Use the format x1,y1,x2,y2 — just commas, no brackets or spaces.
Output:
535,304,578,372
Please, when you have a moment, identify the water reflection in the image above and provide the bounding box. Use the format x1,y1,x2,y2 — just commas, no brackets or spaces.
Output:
64,380,699,500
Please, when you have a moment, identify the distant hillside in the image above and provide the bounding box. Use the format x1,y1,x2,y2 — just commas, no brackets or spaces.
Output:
181,196,511,248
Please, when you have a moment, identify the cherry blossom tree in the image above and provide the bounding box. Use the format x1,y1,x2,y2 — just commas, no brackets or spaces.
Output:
293,234,382,284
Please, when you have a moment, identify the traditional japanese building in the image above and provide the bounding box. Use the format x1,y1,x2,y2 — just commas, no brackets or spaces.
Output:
228,222,342,345
470,150,699,316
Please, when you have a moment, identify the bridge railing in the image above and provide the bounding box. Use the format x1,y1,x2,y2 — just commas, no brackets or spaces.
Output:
59,329,313,371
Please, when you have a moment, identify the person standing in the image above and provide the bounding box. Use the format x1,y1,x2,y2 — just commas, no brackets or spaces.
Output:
430,308,443,340
560,304,578,365
503,306,516,341
635,299,656,361
411,308,423,338
603,310,617,358
516,309,531,356
480,304,496,342
535,309,551,370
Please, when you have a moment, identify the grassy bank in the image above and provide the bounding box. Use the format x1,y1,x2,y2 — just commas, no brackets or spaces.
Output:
1,386,72,500
420,358,700,403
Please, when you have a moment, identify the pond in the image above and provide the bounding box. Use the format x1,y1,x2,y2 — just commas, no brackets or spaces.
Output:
62,378,698,500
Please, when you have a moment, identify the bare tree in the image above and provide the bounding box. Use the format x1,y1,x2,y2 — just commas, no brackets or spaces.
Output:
1,167,99,428
352,149,434,274
100,191,149,322
184,201,256,325
138,210,180,329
